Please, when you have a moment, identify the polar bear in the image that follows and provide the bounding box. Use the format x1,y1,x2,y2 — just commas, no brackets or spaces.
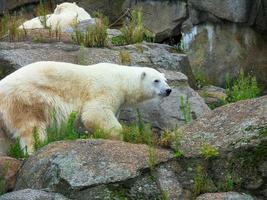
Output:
0,62,171,154
19,2,92,30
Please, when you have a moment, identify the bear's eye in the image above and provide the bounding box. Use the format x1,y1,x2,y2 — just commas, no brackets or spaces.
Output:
154,79,160,83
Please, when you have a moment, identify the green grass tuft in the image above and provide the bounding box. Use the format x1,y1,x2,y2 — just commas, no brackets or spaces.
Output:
180,96,192,123
111,35,126,46
72,14,108,47
8,138,28,159
226,70,261,103
201,143,219,160
121,8,154,44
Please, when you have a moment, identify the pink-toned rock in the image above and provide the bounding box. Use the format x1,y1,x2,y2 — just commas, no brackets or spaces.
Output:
0,156,21,191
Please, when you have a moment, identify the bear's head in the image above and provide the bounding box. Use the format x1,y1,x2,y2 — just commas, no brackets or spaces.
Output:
140,68,172,100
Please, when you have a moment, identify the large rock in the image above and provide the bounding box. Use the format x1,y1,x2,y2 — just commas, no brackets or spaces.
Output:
0,189,69,200
15,139,173,199
178,95,267,157
167,96,267,199
196,192,255,200
182,22,267,90
0,156,21,192
188,0,250,23
0,42,209,130
0,0,39,14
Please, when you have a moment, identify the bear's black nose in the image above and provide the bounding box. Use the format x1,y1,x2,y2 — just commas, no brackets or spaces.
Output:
166,88,172,96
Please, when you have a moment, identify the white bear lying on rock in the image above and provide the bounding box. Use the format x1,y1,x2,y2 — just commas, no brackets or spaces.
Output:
19,2,92,30
0,62,171,154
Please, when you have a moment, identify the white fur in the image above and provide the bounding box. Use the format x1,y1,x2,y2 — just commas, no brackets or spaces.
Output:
19,2,92,30
0,62,170,154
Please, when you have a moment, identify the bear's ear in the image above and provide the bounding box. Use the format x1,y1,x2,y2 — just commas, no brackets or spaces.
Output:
141,71,146,80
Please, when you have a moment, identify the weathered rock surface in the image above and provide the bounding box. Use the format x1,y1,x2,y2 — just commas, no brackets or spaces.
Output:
0,42,210,130
164,96,267,199
0,189,69,200
0,156,21,192
15,139,173,199
198,85,227,109
123,0,187,42
196,192,255,200
182,22,267,90
0,0,38,14
178,95,267,157
188,0,250,23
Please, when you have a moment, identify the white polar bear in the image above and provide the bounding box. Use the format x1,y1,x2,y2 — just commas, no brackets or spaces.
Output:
0,62,171,154
19,2,92,30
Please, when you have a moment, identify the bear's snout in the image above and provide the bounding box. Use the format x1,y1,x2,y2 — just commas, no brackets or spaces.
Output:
166,88,172,96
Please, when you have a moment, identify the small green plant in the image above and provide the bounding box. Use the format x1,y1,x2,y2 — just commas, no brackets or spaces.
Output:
193,165,206,198
37,0,48,28
226,70,260,103
158,131,173,147
121,8,153,44
33,111,88,151
173,36,186,53
201,143,219,160
0,13,26,42
77,44,89,65
143,29,155,43
33,127,43,151
122,109,155,145
171,131,184,158
120,50,131,65
148,146,157,171
174,150,184,158
73,14,108,47
111,35,126,46
8,138,28,159
0,13,9,38
259,127,267,138
192,165,216,198
180,96,192,123
91,127,111,139
193,69,208,88
162,190,169,200
225,174,234,191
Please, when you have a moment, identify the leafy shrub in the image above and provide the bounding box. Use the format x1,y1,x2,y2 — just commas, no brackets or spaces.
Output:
226,70,260,103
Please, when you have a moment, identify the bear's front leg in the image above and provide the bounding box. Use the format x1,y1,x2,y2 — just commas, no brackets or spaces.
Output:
81,102,123,140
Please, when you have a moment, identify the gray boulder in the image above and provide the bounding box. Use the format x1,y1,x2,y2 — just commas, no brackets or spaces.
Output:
177,95,267,157
196,192,255,200
181,22,267,90
15,139,173,199
0,189,69,200
188,0,250,23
